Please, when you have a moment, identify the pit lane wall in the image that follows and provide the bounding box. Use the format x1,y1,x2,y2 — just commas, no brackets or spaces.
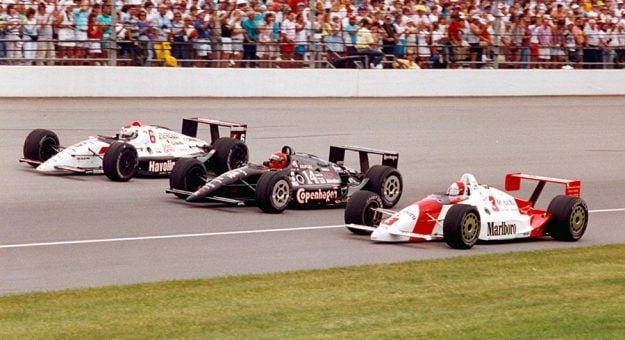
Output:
2,66,625,97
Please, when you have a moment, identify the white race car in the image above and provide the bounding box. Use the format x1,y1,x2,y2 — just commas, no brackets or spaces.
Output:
345,173,588,249
20,118,248,181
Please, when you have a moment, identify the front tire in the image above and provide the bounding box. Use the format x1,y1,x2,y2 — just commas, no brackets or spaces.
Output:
344,190,383,235
364,165,403,208
255,171,291,213
103,142,138,182
209,138,249,175
443,204,481,249
23,129,60,167
547,195,588,241
169,158,208,199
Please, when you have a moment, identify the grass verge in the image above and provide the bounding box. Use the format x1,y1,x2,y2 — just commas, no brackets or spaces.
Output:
1,244,624,339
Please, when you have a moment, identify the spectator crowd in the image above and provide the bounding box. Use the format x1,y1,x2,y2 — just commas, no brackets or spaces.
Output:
1,0,625,68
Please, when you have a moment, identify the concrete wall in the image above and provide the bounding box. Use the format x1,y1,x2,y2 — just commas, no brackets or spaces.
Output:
2,66,624,97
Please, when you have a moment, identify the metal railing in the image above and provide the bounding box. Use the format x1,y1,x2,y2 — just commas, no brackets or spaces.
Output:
1,32,624,69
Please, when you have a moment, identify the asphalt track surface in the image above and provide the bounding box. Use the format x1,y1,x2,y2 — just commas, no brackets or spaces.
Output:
1,97,624,295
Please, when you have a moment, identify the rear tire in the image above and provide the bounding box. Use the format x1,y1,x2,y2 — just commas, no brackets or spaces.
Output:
256,171,291,213
344,190,383,235
443,204,481,249
547,195,588,241
103,142,138,182
169,158,208,199
209,138,249,175
23,129,60,167
364,165,403,208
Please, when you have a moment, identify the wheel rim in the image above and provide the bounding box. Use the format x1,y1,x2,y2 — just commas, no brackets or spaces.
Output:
272,179,290,208
382,175,401,203
117,149,137,177
461,212,479,242
186,165,207,191
227,145,248,170
364,202,382,227
570,205,586,234
39,137,57,161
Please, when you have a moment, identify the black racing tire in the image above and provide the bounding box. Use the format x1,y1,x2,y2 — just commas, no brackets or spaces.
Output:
103,142,139,182
364,165,403,208
344,190,383,235
546,195,589,241
209,138,249,175
23,129,60,167
443,204,481,249
169,158,208,199
255,171,291,214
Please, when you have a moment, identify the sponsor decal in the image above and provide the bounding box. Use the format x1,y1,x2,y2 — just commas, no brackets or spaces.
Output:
298,164,313,169
487,222,517,236
148,160,176,173
163,144,175,154
489,196,517,212
383,154,398,161
158,132,181,140
402,210,418,220
296,188,338,204
323,171,336,178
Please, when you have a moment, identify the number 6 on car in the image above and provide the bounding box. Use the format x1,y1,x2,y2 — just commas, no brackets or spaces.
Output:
19,118,249,182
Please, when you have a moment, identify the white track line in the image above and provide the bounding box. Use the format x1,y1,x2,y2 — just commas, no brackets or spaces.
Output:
0,225,344,249
1,208,624,250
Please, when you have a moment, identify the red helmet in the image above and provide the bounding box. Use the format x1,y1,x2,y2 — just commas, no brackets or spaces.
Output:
447,181,466,196
268,152,288,169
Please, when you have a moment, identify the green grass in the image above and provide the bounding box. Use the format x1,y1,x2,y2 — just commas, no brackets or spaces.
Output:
2,244,625,339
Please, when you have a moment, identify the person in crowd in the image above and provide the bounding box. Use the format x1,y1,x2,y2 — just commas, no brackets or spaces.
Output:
355,17,384,69
97,3,112,64
229,9,245,67
35,2,56,65
293,12,309,63
193,10,212,67
280,10,296,62
584,19,602,69
535,16,553,69
257,11,278,68
448,13,466,68
343,14,359,54
22,8,38,66
551,19,566,69
152,4,173,66
467,15,483,68
322,13,344,54
380,14,397,56
72,0,91,65
170,11,187,65
87,13,102,65
4,3,23,65
241,9,258,67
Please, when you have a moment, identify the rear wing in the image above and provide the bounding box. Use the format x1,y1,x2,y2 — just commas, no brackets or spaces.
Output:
329,145,398,173
505,172,581,205
181,118,247,143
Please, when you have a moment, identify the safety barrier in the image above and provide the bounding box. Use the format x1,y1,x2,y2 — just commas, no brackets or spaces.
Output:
2,66,625,97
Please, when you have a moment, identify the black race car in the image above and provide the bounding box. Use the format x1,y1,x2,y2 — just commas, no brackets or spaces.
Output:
166,145,403,213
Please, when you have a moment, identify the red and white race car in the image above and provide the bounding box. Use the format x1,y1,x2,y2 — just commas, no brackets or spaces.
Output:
344,173,588,249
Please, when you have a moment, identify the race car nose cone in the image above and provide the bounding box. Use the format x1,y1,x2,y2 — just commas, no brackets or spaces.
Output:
185,193,202,203
36,161,56,173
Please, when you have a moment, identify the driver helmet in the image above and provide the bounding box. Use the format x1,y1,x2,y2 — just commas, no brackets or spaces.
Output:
447,181,466,196
267,152,288,169
119,122,141,139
